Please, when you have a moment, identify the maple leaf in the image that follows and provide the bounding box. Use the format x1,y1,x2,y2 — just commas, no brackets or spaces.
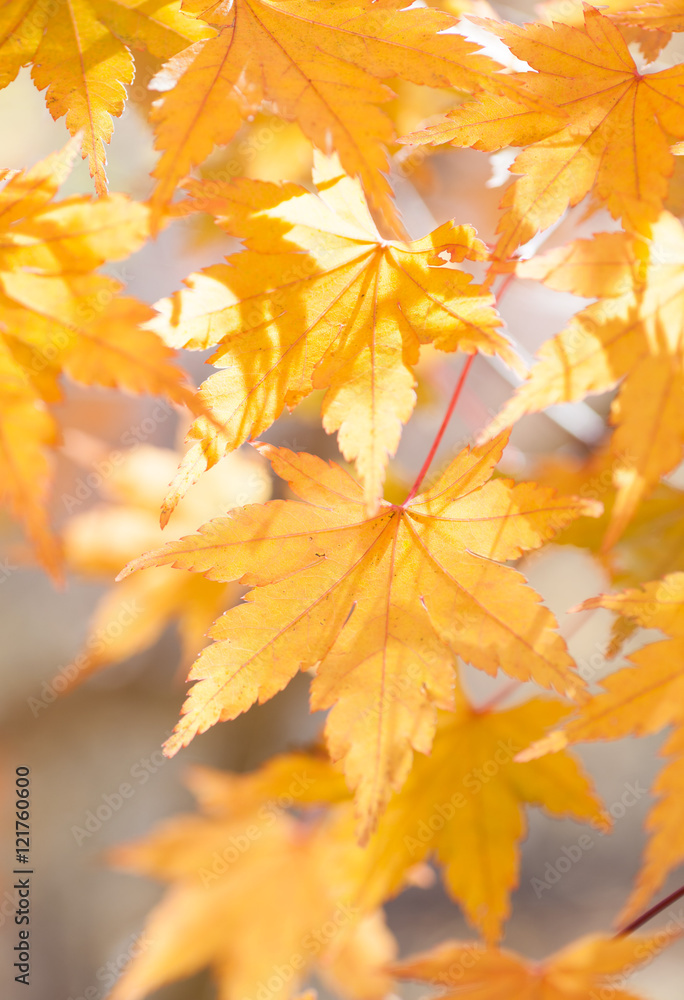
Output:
144,0,543,232
107,687,603,945
401,6,684,258
531,448,684,654
519,572,684,925
61,443,271,686
118,432,601,838
195,66,465,198
357,689,607,941
483,211,684,546
0,143,197,575
612,0,684,33
392,929,680,1000
107,758,394,1000
539,0,675,62
149,154,517,518
0,0,212,195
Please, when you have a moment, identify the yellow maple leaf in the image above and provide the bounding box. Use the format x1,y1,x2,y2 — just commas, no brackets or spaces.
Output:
392,928,681,1000
103,709,603,978
0,0,212,195
612,0,684,32
119,432,600,837
539,0,675,62
150,154,518,518
144,0,542,232
519,573,684,926
483,211,684,546
61,443,271,686
531,448,684,654
107,758,394,1000
0,143,197,575
357,689,607,941
402,6,684,258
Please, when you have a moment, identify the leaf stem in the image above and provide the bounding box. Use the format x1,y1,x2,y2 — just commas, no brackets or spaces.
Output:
405,353,475,504
617,885,684,936
404,271,516,505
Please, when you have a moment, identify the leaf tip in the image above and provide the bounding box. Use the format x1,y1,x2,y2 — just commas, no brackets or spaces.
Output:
162,730,184,758
515,730,568,761
580,497,604,519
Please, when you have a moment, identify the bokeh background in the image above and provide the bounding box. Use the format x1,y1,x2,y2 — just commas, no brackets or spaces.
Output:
2,2,684,998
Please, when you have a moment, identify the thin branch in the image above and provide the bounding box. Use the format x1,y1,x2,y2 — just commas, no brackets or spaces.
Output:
403,271,517,504
404,353,476,504
474,680,520,714
617,885,684,936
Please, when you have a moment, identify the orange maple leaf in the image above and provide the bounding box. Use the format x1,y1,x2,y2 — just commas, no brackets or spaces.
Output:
539,0,676,62
483,211,684,546
0,0,211,195
357,689,607,941
0,144,197,575
61,443,271,686
107,758,394,1000
519,572,684,926
392,928,681,1000
144,0,541,232
150,154,518,519
104,686,604,944
402,6,684,258
530,448,684,655
118,433,600,837
613,0,684,32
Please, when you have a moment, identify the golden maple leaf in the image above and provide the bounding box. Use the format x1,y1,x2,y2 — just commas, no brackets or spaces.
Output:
104,708,604,986
118,432,601,837
519,572,684,926
539,0,675,62
401,6,684,258
612,0,684,32
102,687,605,944
392,929,681,1000
357,688,607,941
107,757,394,1000
61,443,271,686
483,211,684,546
150,154,518,519
0,143,197,576
531,448,684,655
144,0,543,232
0,0,212,195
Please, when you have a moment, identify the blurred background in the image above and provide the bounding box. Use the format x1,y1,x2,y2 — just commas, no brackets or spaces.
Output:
2,1,684,998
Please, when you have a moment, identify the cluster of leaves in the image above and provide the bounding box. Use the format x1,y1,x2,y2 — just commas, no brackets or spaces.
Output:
4,0,684,997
